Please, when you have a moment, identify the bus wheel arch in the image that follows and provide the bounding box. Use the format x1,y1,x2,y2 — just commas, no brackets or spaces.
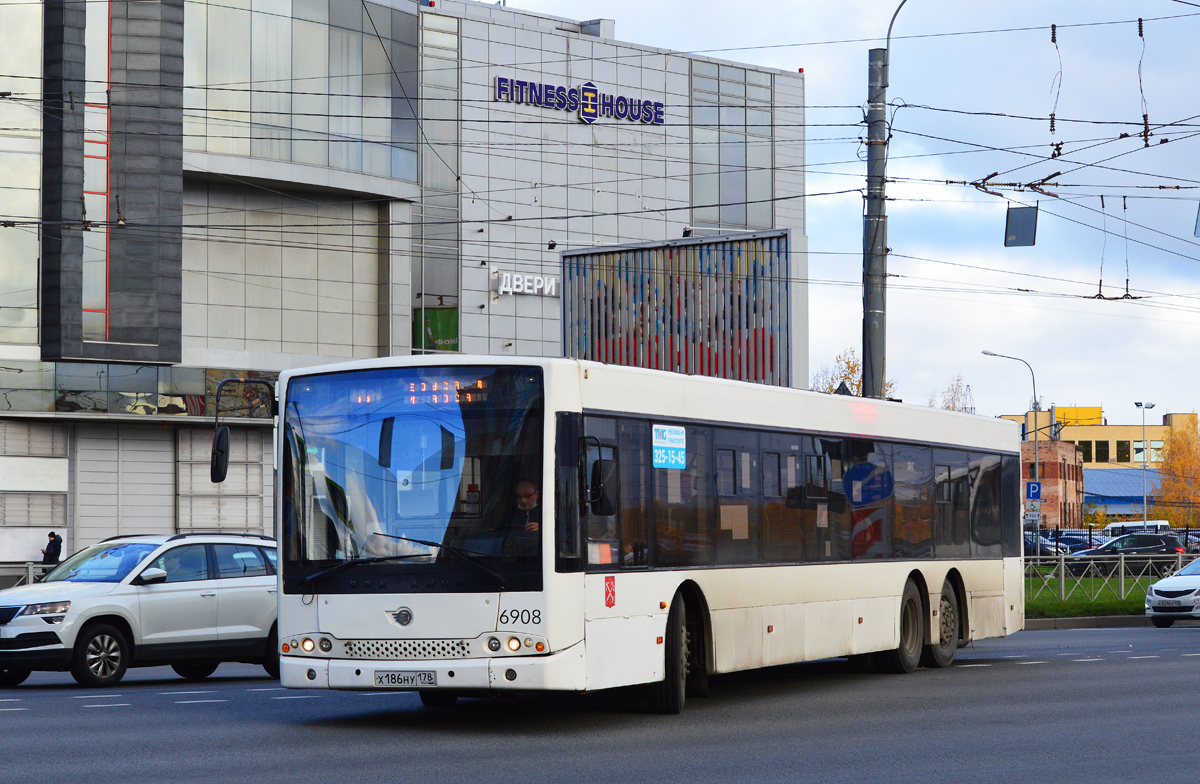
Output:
675,580,711,697
875,576,924,674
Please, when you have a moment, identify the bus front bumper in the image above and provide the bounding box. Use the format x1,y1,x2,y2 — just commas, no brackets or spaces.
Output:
280,642,586,692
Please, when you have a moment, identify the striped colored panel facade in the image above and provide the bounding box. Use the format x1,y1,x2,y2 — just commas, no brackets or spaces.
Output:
562,231,791,386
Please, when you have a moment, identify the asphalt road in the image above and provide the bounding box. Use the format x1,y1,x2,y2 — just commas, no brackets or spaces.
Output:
5,626,1200,784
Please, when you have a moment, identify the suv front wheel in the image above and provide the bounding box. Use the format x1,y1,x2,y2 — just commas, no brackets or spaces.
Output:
71,623,130,687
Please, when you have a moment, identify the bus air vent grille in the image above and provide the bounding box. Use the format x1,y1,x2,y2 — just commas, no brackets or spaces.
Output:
342,639,474,660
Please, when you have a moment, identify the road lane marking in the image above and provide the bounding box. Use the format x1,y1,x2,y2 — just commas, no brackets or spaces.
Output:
83,703,130,708
271,695,320,700
72,694,119,699
957,664,991,668
1182,653,1200,657
0,708,28,712
1129,655,1160,659
1018,661,1048,665
158,690,217,695
1002,655,1026,658
247,687,286,692
0,698,21,702
1072,658,1103,662
175,699,228,704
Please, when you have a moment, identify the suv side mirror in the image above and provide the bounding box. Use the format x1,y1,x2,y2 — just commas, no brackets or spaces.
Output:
211,426,230,483
136,567,167,586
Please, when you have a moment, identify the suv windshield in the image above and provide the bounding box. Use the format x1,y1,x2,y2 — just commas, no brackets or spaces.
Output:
281,365,545,593
42,542,160,583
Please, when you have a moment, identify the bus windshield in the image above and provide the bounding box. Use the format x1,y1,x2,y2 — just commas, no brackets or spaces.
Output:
281,365,545,592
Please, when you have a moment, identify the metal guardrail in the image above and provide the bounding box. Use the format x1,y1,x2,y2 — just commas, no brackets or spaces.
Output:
1025,553,1196,601
0,561,39,590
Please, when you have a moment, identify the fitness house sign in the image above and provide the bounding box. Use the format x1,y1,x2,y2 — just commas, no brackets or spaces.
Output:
494,76,665,125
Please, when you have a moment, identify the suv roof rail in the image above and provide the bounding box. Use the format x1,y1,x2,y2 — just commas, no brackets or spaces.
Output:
165,532,276,542
98,534,162,543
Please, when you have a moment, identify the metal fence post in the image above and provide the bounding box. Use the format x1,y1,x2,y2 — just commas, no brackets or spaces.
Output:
1119,554,1126,599
1059,553,1066,600
24,562,34,585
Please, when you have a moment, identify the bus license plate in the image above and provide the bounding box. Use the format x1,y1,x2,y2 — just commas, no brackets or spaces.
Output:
374,670,437,688
1158,600,1182,607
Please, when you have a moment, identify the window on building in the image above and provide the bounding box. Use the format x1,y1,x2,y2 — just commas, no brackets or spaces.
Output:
1151,440,1164,463
691,60,773,229
1079,441,1093,463
1094,440,1110,463
1117,441,1130,462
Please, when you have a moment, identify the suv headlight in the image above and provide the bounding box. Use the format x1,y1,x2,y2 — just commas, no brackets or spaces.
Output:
18,601,71,617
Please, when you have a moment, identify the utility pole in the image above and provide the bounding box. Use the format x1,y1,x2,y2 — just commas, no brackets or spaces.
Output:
862,0,907,399
862,47,888,399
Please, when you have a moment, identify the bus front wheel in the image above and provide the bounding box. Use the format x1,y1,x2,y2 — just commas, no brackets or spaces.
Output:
647,593,688,714
876,580,924,674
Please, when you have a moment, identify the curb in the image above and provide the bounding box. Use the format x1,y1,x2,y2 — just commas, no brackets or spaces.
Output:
1025,615,1152,630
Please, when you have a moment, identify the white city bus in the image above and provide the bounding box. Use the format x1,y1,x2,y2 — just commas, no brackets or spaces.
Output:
249,356,1023,713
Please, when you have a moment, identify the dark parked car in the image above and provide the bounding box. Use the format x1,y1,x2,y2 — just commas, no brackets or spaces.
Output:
1066,533,1186,577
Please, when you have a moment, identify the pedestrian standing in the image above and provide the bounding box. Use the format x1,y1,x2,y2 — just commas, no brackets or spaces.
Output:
41,531,62,567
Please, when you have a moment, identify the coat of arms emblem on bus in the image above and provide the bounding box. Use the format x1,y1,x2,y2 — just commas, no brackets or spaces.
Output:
389,607,414,627
604,575,615,608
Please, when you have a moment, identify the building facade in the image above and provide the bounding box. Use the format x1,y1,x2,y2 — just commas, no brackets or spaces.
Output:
1002,408,1196,471
0,0,807,559
1020,439,1084,529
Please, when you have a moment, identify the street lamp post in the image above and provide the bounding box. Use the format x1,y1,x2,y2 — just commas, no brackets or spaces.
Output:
1135,401,1155,523
983,351,1039,528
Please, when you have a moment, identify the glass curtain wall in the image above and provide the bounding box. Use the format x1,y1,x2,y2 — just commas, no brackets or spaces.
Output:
0,0,43,345
184,0,418,180
690,61,773,229
82,0,112,341
412,12,460,354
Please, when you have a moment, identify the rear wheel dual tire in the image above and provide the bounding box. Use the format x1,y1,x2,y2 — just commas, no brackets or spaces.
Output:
647,593,688,714
172,661,219,681
876,580,924,674
0,668,31,687
71,623,130,688
920,580,960,669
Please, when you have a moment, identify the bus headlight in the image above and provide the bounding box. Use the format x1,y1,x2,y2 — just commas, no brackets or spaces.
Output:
487,637,501,652
318,638,333,652
301,638,315,652
506,637,521,652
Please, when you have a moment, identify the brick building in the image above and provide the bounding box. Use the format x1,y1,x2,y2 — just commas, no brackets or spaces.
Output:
1022,439,1084,529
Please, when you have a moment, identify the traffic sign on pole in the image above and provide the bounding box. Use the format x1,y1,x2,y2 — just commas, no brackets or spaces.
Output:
1026,481,1042,501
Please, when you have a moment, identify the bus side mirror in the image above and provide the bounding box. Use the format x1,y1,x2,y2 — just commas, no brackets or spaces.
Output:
590,458,617,516
211,426,230,483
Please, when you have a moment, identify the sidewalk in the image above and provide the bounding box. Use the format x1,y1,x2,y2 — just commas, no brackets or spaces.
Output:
1025,615,1152,630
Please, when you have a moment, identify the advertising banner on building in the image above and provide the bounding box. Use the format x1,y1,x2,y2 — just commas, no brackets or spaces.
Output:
412,307,459,353
561,231,791,386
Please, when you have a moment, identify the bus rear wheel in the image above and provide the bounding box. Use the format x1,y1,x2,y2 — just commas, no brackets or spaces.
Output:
920,579,959,669
876,580,924,674
647,593,688,714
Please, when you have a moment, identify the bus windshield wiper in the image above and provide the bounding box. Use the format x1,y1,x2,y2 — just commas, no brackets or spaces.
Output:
373,532,510,590
298,553,432,591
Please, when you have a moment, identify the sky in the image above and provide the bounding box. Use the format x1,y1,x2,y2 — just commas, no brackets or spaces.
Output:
515,0,1200,425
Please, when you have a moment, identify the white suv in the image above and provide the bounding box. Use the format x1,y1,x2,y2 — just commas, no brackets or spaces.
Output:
0,533,279,687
